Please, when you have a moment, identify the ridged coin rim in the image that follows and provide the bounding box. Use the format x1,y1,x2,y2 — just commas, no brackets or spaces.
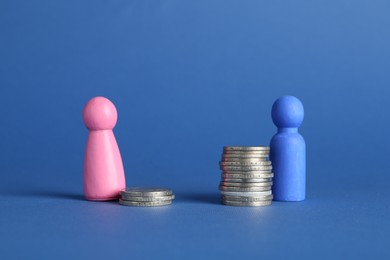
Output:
223,146,270,151
119,199,172,207
220,190,272,196
221,194,273,201
219,185,272,192
221,177,272,182
222,170,273,175
222,154,269,159
121,194,175,202
221,158,270,162
120,187,173,197
220,165,273,171
219,161,272,166
220,181,272,187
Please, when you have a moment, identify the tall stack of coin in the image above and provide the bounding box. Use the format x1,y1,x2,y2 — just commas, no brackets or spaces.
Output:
219,146,273,206
119,187,175,207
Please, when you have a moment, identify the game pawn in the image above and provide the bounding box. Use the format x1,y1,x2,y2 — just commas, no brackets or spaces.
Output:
82,96,126,201
270,96,306,201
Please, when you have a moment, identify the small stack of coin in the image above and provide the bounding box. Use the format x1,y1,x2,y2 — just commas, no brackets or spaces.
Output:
119,187,175,207
219,146,273,206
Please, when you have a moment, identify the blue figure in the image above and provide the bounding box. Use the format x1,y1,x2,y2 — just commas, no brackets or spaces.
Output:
270,96,306,201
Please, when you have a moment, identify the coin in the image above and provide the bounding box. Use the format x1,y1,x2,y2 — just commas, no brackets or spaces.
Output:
121,194,175,202
120,187,173,197
222,151,269,157
220,165,273,171
219,146,273,207
219,161,272,166
222,170,273,175
220,157,269,162
222,194,273,201
119,199,172,207
222,177,273,183
221,200,272,207
220,181,272,187
219,185,272,192
223,151,270,155
222,154,269,159
221,173,273,182
223,146,270,151
220,190,272,196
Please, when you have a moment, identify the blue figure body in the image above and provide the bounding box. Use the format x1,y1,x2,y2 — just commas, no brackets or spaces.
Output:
270,96,306,201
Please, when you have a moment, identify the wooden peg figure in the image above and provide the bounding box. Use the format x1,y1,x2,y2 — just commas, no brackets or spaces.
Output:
270,96,306,201
82,96,126,201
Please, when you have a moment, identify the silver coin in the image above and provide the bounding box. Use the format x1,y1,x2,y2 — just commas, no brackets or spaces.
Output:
223,150,270,155
223,146,270,151
222,200,272,207
222,170,273,174
220,190,272,196
220,181,272,187
222,154,269,159
222,175,273,180
121,194,175,202
119,199,172,207
222,151,269,157
219,161,272,166
219,185,272,192
221,194,273,201
220,157,269,162
222,177,273,183
120,187,173,197
220,165,273,171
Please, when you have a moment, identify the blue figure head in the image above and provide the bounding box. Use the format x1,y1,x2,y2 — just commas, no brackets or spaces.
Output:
272,96,304,128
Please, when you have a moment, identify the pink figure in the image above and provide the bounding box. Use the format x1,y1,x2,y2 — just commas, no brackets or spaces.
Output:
82,96,126,201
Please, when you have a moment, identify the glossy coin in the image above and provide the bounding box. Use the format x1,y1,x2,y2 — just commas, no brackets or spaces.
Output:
223,146,270,151
121,194,175,202
220,165,273,171
221,200,272,207
221,194,273,201
120,187,173,197
221,177,273,183
119,199,172,207
219,161,272,166
220,181,272,187
219,185,272,192
220,190,272,196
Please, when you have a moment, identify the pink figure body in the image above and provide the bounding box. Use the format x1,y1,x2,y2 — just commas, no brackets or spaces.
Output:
82,97,126,201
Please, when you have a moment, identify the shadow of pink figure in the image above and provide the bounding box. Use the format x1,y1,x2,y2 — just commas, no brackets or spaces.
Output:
82,96,126,201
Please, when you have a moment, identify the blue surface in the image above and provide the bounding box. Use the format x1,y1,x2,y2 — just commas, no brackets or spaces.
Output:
1,0,390,259
271,96,306,201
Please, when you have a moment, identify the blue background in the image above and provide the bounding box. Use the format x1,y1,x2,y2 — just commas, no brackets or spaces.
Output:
1,0,389,259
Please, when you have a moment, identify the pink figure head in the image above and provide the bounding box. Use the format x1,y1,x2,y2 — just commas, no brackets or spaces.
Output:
83,96,118,130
